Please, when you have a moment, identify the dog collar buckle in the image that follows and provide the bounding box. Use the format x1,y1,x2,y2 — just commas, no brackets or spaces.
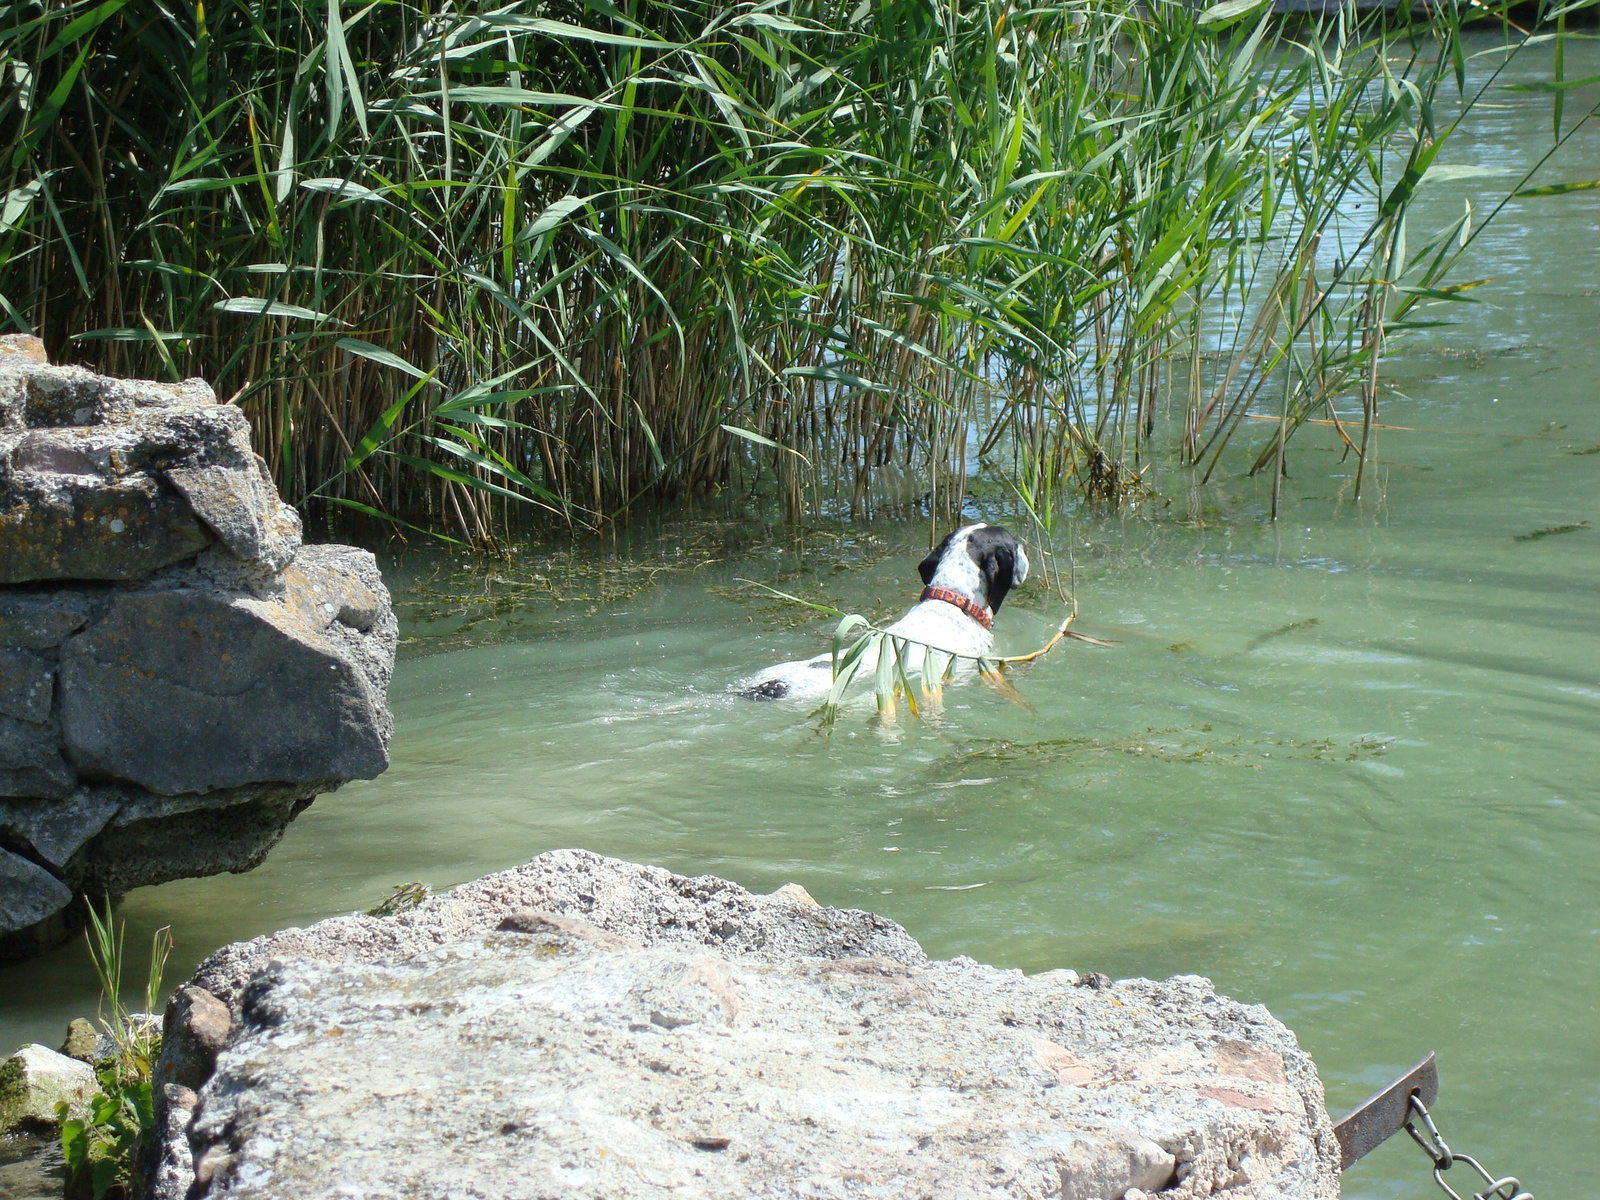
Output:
920,586,994,632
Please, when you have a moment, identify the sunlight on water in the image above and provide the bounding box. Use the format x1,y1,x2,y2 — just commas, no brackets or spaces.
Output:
3,34,1596,1198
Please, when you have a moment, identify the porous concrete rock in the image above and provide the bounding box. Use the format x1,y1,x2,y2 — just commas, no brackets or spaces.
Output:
187,849,926,1008
0,1044,96,1134
0,339,395,961
152,852,1340,1200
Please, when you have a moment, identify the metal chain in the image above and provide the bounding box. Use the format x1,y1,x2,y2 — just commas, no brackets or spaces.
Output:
1405,1095,1533,1200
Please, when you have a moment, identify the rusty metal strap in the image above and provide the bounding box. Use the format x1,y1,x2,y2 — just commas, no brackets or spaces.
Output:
1334,1052,1439,1169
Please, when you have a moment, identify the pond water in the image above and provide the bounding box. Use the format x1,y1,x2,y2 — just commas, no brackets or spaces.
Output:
3,32,1597,1199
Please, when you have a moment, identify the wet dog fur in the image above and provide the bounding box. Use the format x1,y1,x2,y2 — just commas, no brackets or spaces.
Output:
736,523,1029,701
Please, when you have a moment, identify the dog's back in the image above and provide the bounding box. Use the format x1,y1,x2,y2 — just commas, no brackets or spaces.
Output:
736,523,1028,701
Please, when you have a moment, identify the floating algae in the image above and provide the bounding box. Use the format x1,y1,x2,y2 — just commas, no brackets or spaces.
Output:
1513,521,1590,542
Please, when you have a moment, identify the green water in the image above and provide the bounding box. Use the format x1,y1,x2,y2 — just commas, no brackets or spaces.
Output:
3,36,1597,1198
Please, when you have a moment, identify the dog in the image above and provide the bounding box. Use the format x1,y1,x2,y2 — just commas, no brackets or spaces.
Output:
737,523,1030,701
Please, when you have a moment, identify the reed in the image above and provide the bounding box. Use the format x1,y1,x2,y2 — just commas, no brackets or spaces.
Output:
2,0,1589,540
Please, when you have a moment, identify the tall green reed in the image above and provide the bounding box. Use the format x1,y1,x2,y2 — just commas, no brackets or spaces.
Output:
2,0,1590,540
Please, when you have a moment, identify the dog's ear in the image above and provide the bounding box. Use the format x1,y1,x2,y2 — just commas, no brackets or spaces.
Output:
968,526,1025,612
918,531,956,586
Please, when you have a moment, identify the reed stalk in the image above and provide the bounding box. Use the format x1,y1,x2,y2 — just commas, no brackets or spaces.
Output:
2,0,1585,539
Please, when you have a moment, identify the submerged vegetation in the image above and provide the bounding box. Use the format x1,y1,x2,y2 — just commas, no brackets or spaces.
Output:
2,0,1595,541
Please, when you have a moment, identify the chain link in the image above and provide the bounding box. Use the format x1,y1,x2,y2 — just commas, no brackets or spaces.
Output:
1405,1095,1533,1200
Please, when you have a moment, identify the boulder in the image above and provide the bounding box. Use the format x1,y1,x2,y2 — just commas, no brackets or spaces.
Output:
149,851,1341,1200
0,1044,97,1134
0,848,73,936
0,339,395,961
0,714,74,799
59,561,390,795
0,591,94,650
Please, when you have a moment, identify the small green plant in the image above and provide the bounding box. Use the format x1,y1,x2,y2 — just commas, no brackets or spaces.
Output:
57,903,172,1200
366,881,432,917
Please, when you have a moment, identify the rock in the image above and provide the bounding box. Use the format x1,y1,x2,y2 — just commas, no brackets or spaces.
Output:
59,1019,98,1063
770,881,819,906
0,849,73,934
0,1044,97,1134
0,592,94,650
152,986,231,1092
164,456,300,572
188,849,926,1007
0,361,301,584
78,781,332,900
142,1084,197,1200
0,790,121,872
0,433,215,583
152,852,1340,1200
0,714,74,799
0,350,395,961
0,334,48,367
59,561,391,795
0,648,54,723
1032,966,1081,986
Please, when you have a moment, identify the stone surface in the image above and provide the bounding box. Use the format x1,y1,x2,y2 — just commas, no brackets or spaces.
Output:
0,849,73,932
59,564,391,795
0,354,299,585
0,648,53,723
0,350,395,961
0,334,48,367
188,849,924,1007
151,852,1340,1200
153,987,231,1093
0,592,94,650
0,790,121,871
142,1084,197,1200
0,715,73,799
59,1018,99,1063
0,1044,96,1134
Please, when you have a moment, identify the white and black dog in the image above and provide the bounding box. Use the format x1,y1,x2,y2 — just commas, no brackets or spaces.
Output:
737,523,1030,701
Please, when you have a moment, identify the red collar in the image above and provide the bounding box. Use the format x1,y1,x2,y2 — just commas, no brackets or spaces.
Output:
920,586,993,632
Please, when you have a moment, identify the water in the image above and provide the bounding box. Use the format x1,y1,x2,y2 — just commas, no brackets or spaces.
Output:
3,34,1596,1197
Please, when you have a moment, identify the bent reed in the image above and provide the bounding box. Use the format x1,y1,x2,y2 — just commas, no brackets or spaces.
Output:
2,0,1590,541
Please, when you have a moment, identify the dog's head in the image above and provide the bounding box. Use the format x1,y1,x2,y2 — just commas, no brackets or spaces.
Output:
917,523,1030,613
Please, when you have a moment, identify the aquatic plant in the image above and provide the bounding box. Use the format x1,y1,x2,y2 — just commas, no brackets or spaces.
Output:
56,905,171,1200
1,0,1591,538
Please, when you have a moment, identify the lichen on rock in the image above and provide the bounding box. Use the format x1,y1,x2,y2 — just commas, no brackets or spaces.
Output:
0,335,396,961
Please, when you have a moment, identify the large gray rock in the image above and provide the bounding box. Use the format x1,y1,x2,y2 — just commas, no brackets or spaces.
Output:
59,557,391,795
0,339,395,961
0,343,299,585
151,852,1340,1200
0,713,74,798
0,849,73,937
0,591,94,649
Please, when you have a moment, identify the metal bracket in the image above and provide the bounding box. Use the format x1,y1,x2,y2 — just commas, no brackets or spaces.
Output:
1334,1052,1439,1169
